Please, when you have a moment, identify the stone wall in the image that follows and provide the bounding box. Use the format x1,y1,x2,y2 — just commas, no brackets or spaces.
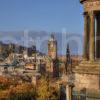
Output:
74,73,100,90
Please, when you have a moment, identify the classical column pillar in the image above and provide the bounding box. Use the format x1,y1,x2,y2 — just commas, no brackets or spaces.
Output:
83,13,89,60
66,84,72,100
89,11,95,61
96,15,100,59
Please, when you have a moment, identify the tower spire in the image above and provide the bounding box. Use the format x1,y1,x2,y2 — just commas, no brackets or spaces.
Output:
65,44,72,74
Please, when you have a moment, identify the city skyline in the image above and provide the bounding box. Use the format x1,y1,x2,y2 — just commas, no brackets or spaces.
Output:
0,0,100,100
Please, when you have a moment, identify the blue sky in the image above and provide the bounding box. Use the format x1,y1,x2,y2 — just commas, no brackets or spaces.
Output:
0,0,83,33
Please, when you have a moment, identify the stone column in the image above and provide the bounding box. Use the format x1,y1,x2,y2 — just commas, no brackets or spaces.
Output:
96,15,100,59
83,13,89,60
89,11,95,61
66,84,72,100
66,83,74,100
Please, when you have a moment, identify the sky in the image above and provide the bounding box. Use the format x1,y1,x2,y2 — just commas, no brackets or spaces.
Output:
0,0,83,33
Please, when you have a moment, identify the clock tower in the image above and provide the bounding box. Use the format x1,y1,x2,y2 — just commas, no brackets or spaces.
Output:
48,34,57,60
48,34,59,77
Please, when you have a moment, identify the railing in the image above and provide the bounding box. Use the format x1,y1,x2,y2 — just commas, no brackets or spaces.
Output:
72,89,100,100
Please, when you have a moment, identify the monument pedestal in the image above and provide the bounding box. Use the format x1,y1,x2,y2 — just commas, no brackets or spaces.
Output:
74,61,100,90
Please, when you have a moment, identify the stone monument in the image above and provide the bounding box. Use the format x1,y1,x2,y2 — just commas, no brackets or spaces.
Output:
74,0,100,90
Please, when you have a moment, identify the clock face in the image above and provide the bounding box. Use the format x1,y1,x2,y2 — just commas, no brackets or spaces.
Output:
49,48,53,52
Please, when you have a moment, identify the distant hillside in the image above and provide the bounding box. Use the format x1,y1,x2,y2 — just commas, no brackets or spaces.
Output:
0,31,83,55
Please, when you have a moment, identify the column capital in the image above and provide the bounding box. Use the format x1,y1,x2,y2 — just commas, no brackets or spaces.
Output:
89,11,95,17
83,12,88,17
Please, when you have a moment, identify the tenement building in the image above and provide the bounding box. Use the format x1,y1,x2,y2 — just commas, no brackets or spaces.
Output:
74,0,100,90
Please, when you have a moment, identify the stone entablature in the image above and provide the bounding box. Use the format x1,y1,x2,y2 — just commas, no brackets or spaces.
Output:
83,1,100,12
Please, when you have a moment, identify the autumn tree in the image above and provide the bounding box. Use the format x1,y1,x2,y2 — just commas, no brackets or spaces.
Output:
37,77,58,100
